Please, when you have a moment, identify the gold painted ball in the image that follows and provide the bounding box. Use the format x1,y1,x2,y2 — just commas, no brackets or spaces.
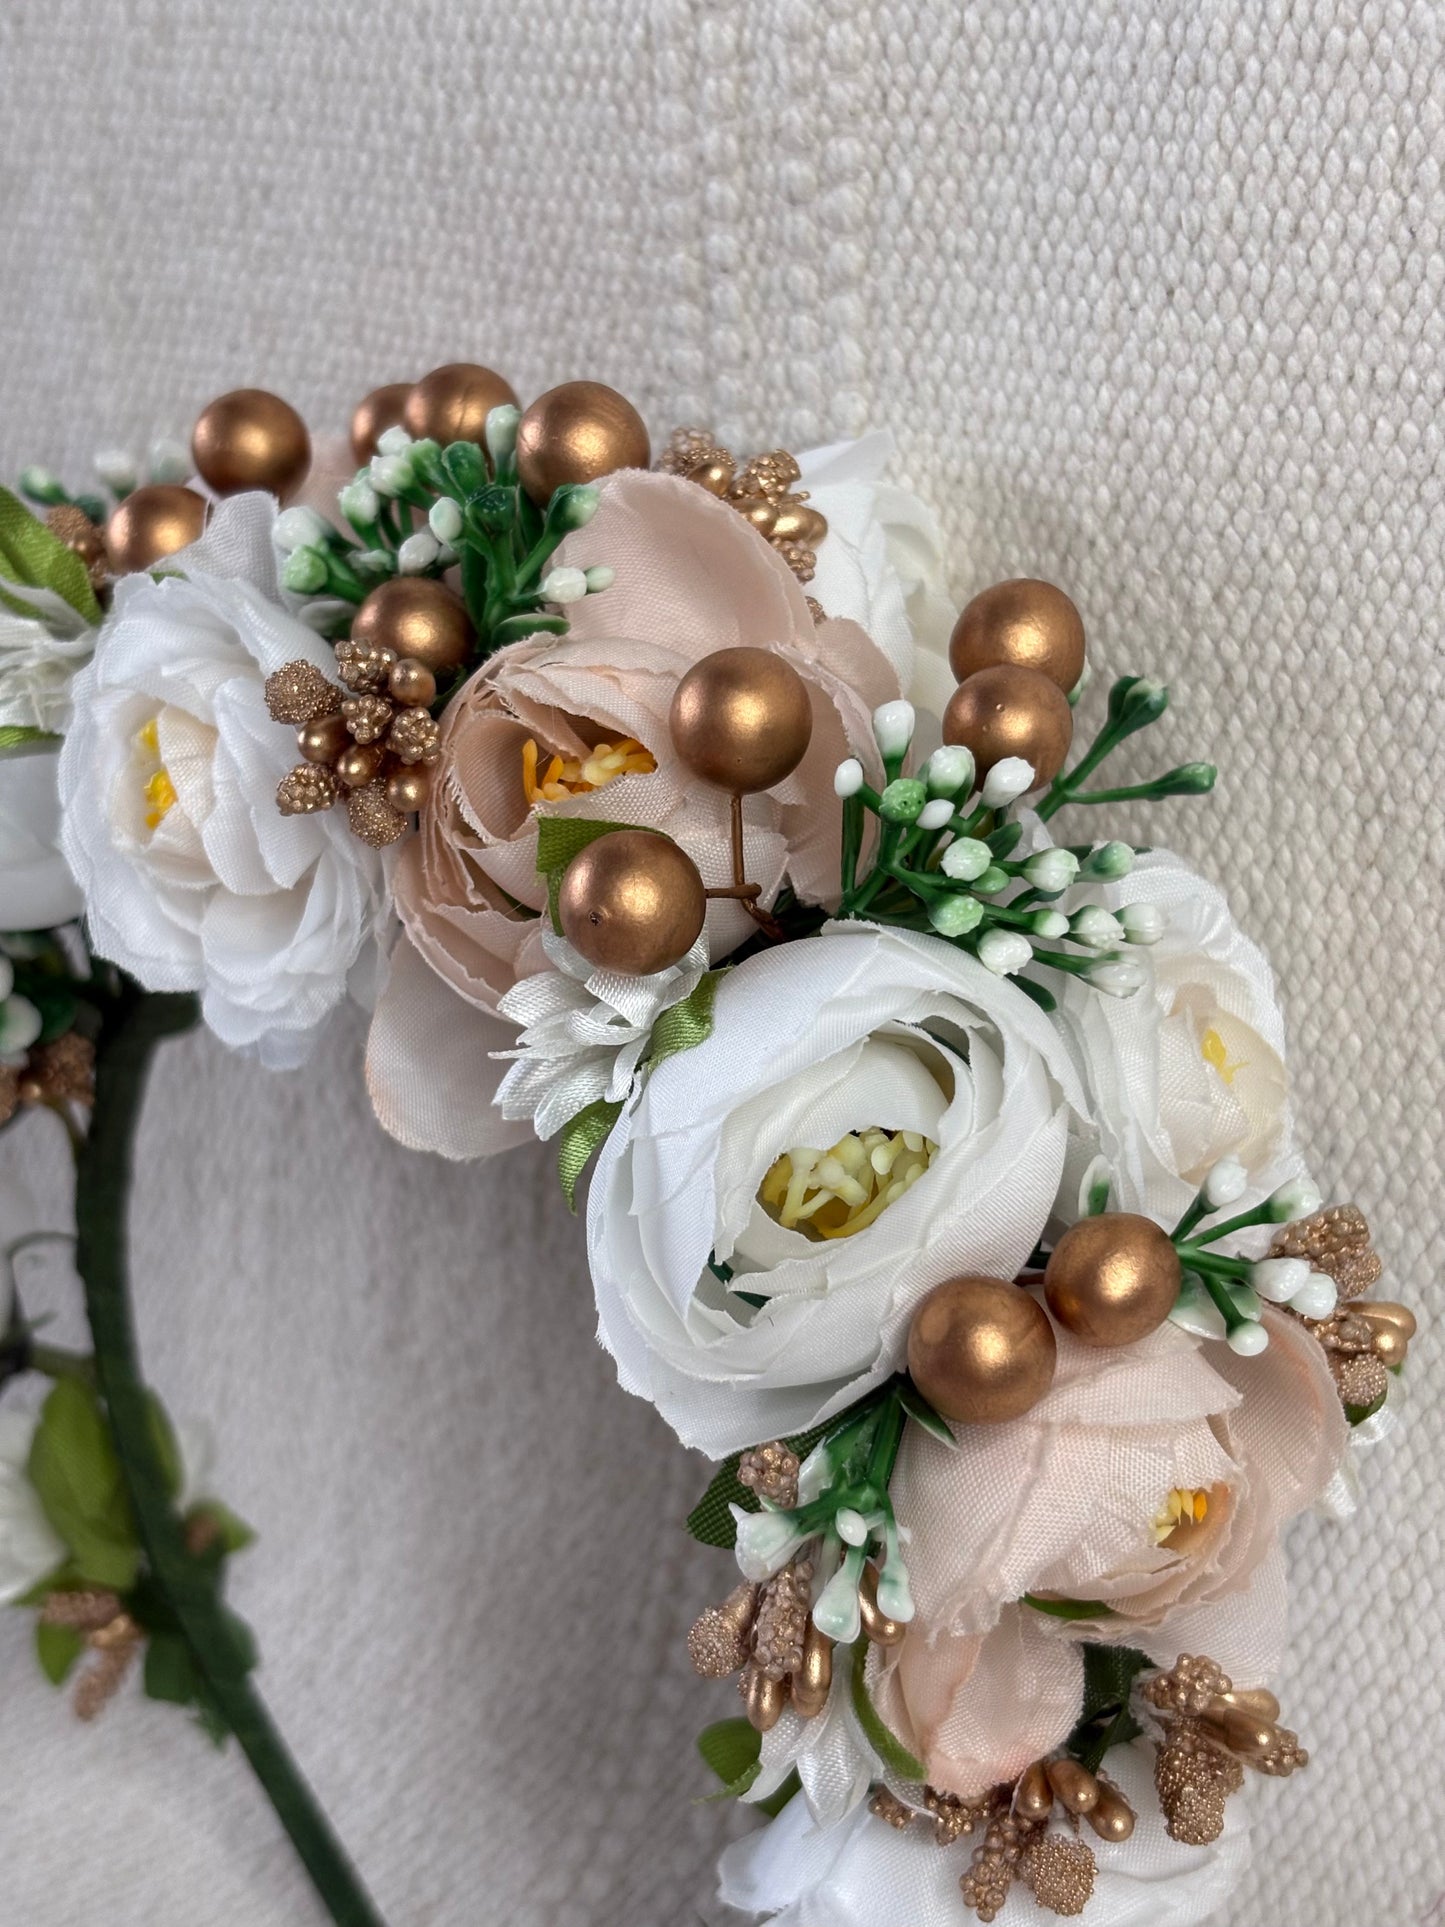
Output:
297,714,350,764
1044,1213,1182,1347
387,657,437,707
1087,1785,1136,1842
350,578,474,676
385,764,434,814
941,662,1074,788
768,500,828,547
670,646,814,794
192,389,311,498
558,830,706,977
335,742,384,789
948,578,1087,691
906,1276,1057,1425
105,484,208,574
349,382,414,463
515,381,651,503
403,362,519,446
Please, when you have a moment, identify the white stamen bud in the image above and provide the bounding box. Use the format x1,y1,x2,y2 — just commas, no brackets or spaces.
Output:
93,448,137,494
872,700,916,759
811,1562,863,1644
0,992,43,1055
1119,902,1164,945
795,1444,832,1506
369,452,413,496
730,1506,804,1582
1070,905,1124,950
923,745,975,799
875,1561,915,1624
428,496,464,543
352,549,393,578
147,438,191,484
1251,1257,1311,1303
978,928,1033,977
584,565,615,593
376,424,415,455
1085,840,1135,879
1268,1178,1323,1222
273,506,332,554
1227,1320,1270,1356
339,478,382,528
1288,1271,1339,1320
281,547,329,594
834,758,865,798
940,837,991,882
928,895,984,939
917,798,955,831
397,530,441,574
981,757,1035,807
485,403,521,467
539,565,589,604
1030,909,1069,939
835,1508,869,1547
1087,957,1147,998
1021,848,1079,893
1203,1156,1249,1209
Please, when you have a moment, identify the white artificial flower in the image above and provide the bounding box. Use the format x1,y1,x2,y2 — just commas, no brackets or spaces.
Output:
0,1407,66,1606
587,921,1086,1456
742,1663,880,1831
0,597,94,737
1053,850,1305,1227
58,497,390,1068
0,746,83,930
796,434,954,722
492,928,708,1141
718,1741,1251,1927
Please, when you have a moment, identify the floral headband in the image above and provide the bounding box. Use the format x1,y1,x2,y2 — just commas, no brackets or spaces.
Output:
0,369,1413,1927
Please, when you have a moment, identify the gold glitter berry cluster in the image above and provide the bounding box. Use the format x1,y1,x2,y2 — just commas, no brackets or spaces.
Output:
1273,1204,1416,1412
265,652,442,850
0,1031,94,1129
1143,1655,1307,1847
657,428,828,583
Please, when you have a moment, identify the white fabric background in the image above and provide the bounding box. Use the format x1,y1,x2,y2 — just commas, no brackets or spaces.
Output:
1,3,1441,1923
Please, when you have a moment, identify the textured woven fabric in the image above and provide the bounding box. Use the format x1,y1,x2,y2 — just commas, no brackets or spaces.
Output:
1,3,1441,1924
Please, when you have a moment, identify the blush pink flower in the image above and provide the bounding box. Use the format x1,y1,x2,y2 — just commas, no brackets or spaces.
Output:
367,467,898,1159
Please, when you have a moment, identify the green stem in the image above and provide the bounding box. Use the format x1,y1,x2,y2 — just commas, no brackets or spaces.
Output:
25,1342,96,1387
74,990,387,1927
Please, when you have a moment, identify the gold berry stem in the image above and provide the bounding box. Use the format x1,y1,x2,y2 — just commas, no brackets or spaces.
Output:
73,986,388,1927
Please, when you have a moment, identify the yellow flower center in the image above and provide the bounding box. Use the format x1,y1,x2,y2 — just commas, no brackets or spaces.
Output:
1200,1026,1247,1087
521,735,657,806
135,718,177,831
1152,1487,1211,1547
759,1129,938,1241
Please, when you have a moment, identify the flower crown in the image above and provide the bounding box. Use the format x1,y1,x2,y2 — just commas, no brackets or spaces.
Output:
0,370,1413,1927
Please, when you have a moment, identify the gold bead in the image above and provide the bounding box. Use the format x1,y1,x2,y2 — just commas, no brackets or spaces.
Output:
1215,1685,1281,1722
387,657,438,707
942,663,1074,788
384,764,434,815
1200,1706,1280,1759
744,1664,787,1733
691,455,736,495
669,646,814,795
1086,1782,1137,1842
515,380,651,503
733,494,779,536
349,381,414,463
906,1276,1057,1425
558,830,706,976
768,499,828,547
1044,1214,1182,1348
192,389,311,499
351,578,474,676
1014,1760,1055,1819
1046,1758,1101,1815
297,713,351,764
949,579,1086,691
335,742,385,789
403,363,519,446
1370,1323,1409,1370
1359,1300,1416,1342
857,1563,906,1647
792,1619,834,1718
105,484,207,573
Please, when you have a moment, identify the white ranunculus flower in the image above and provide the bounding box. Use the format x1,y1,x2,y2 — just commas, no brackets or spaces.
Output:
58,498,390,1068
0,1406,65,1606
0,746,83,931
0,598,93,736
493,927,709,1141
587,922,1086,1457
718,1741,1250,1927
797,434,955,722
1053,850,1304,1227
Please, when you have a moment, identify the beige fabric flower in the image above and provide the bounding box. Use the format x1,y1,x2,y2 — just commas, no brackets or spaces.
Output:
368,467,899,1157
872,1309,1346,1795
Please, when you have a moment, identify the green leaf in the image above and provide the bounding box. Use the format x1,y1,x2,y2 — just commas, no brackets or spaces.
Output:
985,820,1023,858
144,1632,198,1707
647,970,722,1068
26,1379,140,1592
1012,976,1058,1014
1022,1593,1117,1621
698,1716,762,1788
491,612,569,648
440,442,489,493
756,1768,802,1818
556,1096,624,1212
186,1499,257,1556
0,725,62,754
35,1620,84,1686
896,1379,958,1450
849,1638,926,1781
0,485,102,625
1066,1642,1151,1771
